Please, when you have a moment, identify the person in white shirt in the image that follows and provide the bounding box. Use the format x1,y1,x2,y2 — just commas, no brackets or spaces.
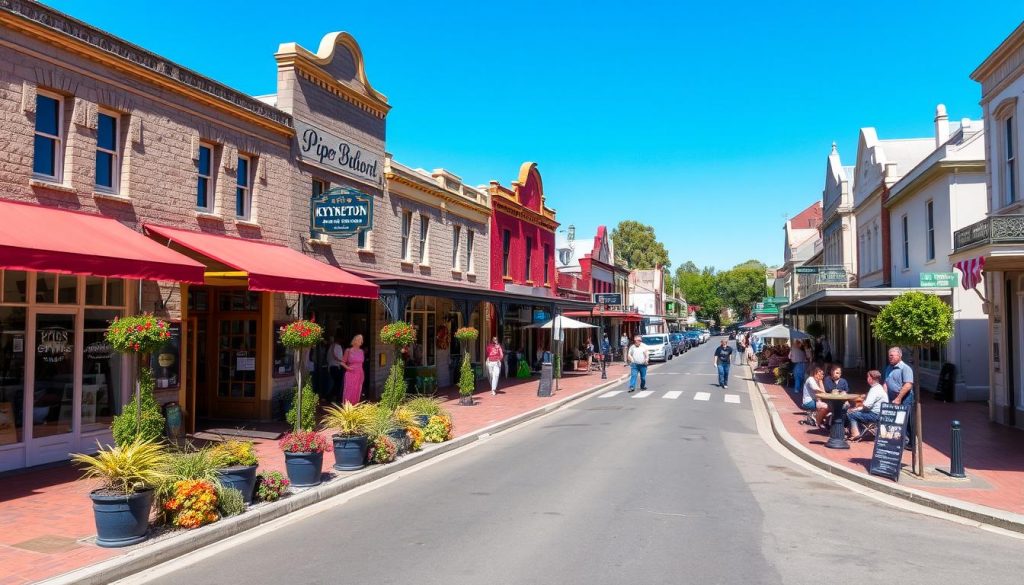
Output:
847,369,889,440
626,335,649,392
735,332,746,365
789,339,807,394
801,365,829,427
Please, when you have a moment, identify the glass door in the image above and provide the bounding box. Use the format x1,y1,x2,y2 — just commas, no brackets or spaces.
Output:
28,310,78,466
215,317,258,419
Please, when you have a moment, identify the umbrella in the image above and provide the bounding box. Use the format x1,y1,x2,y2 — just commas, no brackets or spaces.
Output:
526,315,598,329
757,324,809,341
739,318,763,329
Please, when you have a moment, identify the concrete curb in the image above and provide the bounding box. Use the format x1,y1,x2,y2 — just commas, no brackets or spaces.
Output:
750,371,1024,534
41,374,627,585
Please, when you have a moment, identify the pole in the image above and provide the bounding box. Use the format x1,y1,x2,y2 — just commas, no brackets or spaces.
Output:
136,278,143,437
913,345,924,476
294,294,304,433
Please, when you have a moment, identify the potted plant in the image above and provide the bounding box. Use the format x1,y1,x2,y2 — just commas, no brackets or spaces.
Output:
210,440,259,504
162,479,220,529
255,470,290,502
105,315,170,445
279,430,330,487
71,438,169,547
454,327,479,406
321,402,372,471
404,395,448,427
422,415,454,443
279,319,323,434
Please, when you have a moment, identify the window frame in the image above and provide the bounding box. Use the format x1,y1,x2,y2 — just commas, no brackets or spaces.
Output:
466,230,475,274
543,244,551,285
419,215,430,265
1006,115,1017,206
452,225,461,270
901,215,910,270
32,91,64,182
502,229,511,277
235,154,252,220
196,143,215,211
311,177,327,197
401,211,413,261
925,200,935,261
94,110,120,194
525,237,534,282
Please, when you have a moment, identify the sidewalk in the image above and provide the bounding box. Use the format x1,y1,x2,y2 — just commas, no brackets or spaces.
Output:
753,367,1024,518
0,369,622,585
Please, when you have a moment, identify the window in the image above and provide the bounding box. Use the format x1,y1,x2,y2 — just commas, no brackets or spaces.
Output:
419,215,430,264
404,296,436,366
1006,116,1017,204
466,230,475,273
452,225,461,270
236,155,251,219
543,244,551,284
901,215,909,269
401,211,412,261
312,178,327,196
357,229,368,250
502,230,511,277
33,92,62,180
926,200,935,261
95,112,119,192
197,143,214,210
525,237,533,281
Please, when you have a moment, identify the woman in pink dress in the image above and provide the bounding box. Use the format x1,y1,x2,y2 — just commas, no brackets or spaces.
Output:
341,334,365,405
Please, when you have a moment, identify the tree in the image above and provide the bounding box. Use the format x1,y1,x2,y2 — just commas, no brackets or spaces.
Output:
872,291,954,477
675,264,723,322
611,220,671,270
717,268,769,320
679,261,700,274
732,259,768,272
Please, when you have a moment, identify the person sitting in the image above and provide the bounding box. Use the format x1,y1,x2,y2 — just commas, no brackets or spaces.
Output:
823,364,849,393
847,369,889,440
801,365,829,427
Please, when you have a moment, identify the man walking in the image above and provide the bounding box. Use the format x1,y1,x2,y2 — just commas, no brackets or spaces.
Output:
884,346,915,450
735,331,746,365
601,334,612,363
620,333,629,364
713,339,734,388
626,335,649,392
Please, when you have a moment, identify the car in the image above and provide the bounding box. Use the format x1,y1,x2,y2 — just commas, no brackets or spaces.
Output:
669,332,687,355
683,330,701,348
641,334,673,362
698,329,710,343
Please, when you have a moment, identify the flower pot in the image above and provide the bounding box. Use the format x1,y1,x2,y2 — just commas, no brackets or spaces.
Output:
414,414,430,428
283,451,323,487
459,395,474,406
332,435,368,471
215,464,258,504
89,488,154,548
386,428,409,454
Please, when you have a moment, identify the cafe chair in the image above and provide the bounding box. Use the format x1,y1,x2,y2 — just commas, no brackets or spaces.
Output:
852,421,877,442
798,406,817,427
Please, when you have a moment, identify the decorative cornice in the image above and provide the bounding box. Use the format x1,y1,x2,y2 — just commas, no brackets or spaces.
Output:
884,160,987,208
385,171,491,219
0,0,293,134
972,22,1024,99
494,195,558,231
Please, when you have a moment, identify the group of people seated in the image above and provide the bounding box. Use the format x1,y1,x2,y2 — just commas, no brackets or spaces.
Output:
800,364,889,441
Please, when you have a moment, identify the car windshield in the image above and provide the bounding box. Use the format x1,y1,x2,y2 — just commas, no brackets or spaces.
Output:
642,336,666,345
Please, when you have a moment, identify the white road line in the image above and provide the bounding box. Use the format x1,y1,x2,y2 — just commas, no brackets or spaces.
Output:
724,394,740,404
599,390,623,398
663,391,683,399
632,390,654,398
694,392,711,401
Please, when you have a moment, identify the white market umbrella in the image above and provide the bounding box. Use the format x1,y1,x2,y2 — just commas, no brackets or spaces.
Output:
526,315,598,330
756,324,810,341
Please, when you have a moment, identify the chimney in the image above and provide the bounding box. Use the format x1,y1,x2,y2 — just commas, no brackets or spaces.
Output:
935,104,949,148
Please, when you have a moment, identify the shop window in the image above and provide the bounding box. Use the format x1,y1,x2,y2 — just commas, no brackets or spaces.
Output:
525,237,533,281
236,155,251,219
33,312,75,439
272,322,295,378
197,143,214,211
0,307,26,445
1,270,28,303
33,92,63,180
452,225,461,270
95,111,119,193
83,309,123,433
404,297,436,367
35,272,56,304
466,230,475,273
83,276,124,307
918,345,946,372
188,289,210,312
419,215,430,264
58,274,78,304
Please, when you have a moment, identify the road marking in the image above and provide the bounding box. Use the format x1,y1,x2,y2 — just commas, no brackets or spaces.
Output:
694,392,711,401
724,394,740,404
632,390,654,398
663,391,683,399
599,390,623,398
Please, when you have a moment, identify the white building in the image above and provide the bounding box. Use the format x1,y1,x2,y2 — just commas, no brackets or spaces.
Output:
780,201,823,301
628,269,665,333
819,144,859,366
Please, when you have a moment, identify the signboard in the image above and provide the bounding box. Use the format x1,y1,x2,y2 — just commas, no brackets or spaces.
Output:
794,266,819,274
594,293,622,305
311,187,373,237
537,362,554,397
532,310,551,324
817,268,847,284
294,120,382,186
236,354,256,372
920,272,957,288
868,403,911,482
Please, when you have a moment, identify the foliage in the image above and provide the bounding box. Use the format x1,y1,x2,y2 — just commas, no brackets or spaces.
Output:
458,354,475,397
872,291,954,348
320,402,372,437
379,363,407,412
406,426,424,451
403,395,447,418
717,267,769,320
72,438,170,495
111,368,166,447
255,470,290,502
732,259,769,272
162,479,219,529
285,380,319,432
368,435,397,464
217,486,245,517
392,405,418,429
278,430,330,454
454,326,479,343
678,261,700,274
362,403,399,440
772,365,790,386
209,440,258,467
105,314,172,355
675,265,723,321
422,415,453,443
155,445,223,502
278,320,323,350
804,321,825,339
380,320,417,349
610,220,671,270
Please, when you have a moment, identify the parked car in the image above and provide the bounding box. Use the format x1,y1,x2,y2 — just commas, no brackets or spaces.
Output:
641,334,673,362
698,329,710,343
683,330,702,348
669,333,687,355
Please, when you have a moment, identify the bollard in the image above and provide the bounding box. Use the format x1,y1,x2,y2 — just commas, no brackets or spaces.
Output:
949,420,966,478
601,353,607,380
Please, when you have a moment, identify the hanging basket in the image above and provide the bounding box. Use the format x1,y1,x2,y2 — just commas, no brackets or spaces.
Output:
105,315,171,355
279,320,323,350
380,321,416,349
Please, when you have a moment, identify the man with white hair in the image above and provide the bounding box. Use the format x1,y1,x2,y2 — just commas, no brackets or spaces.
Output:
884,346,915,450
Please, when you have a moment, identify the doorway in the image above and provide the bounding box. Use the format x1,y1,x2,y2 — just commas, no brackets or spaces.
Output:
27,310,77,466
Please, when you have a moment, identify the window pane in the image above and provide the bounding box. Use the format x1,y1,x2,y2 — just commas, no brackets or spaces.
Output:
357,229,367,249
106,278,124,306
58,275,78,304
3,270,27,303
33,135,56,176
35,95,59,135
237,158,248,187
95,151,113,188
36,272,56,303
82,309,123,433
197,178,208,208
85,276,104,305
236,188,245,217
97,114,116,150
0,307,27,445
198,146,211,175
33,312,74,439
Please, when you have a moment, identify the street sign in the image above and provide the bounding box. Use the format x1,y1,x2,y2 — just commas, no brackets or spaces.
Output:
794,266,819,274
594,293,622,305
920,272,957,288
869,403,911,482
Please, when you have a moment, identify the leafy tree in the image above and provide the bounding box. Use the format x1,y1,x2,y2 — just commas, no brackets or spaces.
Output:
678,261,700,274
717,268,769,320
732,259,769,272
611,220,671,270
676,266,723,322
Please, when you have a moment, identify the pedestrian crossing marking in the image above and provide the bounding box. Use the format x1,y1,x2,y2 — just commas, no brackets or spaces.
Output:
599,390,623,398
724,394,740,404
632,390,654,398
694,392,711,401
663,391,683,399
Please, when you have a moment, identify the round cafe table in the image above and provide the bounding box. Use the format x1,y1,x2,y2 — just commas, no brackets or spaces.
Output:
816,392,863,450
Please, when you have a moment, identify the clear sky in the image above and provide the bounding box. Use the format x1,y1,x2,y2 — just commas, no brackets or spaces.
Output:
45,1,1024,271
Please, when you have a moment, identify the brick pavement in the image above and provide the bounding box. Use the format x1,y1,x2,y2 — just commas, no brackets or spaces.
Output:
0,369,620,585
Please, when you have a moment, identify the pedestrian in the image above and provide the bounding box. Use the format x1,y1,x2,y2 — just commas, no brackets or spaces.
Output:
735,331,746,365
884,346,915,450
340,334,365,405
601,334,612,364
327,331,345,404
485,336,504,395
713,339,733,388
620,333,629,365
585,337,595,372
626,335,649,392
789,339,807,395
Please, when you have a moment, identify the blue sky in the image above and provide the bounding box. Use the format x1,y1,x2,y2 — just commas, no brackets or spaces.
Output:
46,1,1024,271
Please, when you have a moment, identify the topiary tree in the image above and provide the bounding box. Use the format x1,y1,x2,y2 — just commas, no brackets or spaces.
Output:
872,291,954,477
286,379,319,432
454,327,479,405
105,314,170,443
279,320,323,433
111,368,165,446
379,321,416,411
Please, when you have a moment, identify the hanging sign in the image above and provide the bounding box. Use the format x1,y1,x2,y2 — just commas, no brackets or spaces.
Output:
295,120,382,186
311,187,373,237
594,293,622,305
920,272,957,288
868,403,911,482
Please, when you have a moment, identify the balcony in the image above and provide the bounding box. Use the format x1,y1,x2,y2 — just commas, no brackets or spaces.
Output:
954,215,1024,253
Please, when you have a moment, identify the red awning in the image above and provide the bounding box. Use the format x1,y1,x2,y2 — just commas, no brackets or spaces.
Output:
144,224,378,299
740,318,762,329
0,199,205,283
564,310,643,322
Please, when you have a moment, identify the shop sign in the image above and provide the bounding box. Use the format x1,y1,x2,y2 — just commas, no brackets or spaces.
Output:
311,187,373,237
533,310,551,324
920,272,957,288
84,340,113,360
295,120,382,186
594,293,622,306
817,268,847,284
37,327,72,364
794,266,819,274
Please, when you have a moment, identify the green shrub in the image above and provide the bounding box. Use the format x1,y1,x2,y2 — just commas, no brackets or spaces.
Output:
112,368,166,447
286,380,319,432
379,363,407,412
156,446,223,501
217,486,246,517
458,355,475,397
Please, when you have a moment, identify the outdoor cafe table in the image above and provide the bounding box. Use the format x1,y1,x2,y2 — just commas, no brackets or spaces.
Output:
816,392,863,450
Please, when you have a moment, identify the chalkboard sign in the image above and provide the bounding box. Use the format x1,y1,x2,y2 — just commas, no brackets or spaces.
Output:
537,362,554,397
868,403,911,482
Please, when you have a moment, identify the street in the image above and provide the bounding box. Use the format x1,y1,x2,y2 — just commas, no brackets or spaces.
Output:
127,340,1024,585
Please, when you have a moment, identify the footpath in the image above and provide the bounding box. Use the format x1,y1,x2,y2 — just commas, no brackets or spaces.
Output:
751,365,1024,530
0,367,629,585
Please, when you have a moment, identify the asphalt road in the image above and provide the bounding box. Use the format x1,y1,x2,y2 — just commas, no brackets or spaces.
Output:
132,337,1024,585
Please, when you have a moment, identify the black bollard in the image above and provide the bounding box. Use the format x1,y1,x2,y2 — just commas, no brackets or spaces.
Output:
601,353,607,380
950,420,966,478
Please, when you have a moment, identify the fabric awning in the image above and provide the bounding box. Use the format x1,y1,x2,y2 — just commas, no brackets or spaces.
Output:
0,199,205,282
564,310,643,322
144,224,378,299
783,287,952,316
740,318,762,329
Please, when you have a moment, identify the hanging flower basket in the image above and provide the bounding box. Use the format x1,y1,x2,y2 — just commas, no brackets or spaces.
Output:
279,320,323,350
105,315,171,355
454,326,479,344
380,321,416,349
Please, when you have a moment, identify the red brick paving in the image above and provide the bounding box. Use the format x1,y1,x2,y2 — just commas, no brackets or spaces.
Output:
0,369,621,585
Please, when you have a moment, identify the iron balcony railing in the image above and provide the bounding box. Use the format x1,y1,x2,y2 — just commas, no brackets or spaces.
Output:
954,215,1024,252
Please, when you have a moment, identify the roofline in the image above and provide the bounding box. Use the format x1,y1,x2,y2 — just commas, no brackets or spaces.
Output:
971,21,1024,83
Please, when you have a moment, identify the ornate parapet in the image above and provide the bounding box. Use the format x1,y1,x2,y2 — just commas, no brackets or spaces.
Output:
954,215,1024,252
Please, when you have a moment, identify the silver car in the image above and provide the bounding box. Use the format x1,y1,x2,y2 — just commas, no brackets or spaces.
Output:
641,334,673,362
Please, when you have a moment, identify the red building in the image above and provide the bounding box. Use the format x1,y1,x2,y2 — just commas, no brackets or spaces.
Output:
488,163,558,296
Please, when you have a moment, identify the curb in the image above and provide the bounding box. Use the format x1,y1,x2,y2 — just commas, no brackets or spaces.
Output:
41,374,627,585
750,372,1024,535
